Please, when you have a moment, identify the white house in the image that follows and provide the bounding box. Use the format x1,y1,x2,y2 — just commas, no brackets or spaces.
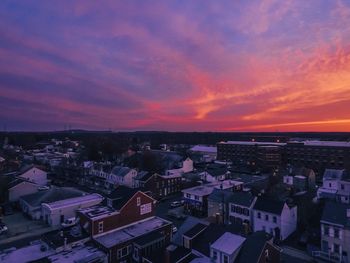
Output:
228,191,257,230
210,232,245,263
317,169,350,203
109,166,138,188
253,197,297,241
18,165,47,186
8,179,39,202
166,158,194,176
42,193,103,226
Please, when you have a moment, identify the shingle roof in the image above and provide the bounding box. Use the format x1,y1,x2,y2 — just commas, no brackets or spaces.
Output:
323,169,346,180
235,231,273,263
321,202,350,227
208,189,235,204
228,191,256,207
111,166,132,177
134,171,154,182
20,187,84,207
253,197,285,215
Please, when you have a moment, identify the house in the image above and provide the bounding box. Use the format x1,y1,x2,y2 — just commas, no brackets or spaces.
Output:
133,173,182,199
182,181,243,217
207,189,235,224
235,231,281,263
19,187,85,220
41,193,104,226
78,189,157,236
18,165,47,186
317,169,350,203
253,197,297,241
199,163,230,182
109,166,138,188
166,158,194,176
8,178,39,202
228,191,257,232
282,167,316,191
93,216,172,263
210,232,246,263
313,202,350,263
77,188,173,263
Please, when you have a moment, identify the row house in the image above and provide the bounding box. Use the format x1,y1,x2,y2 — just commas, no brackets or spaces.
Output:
317,169,350,204
182,181,243,217
253,197,297,241
133,172,182,199
313,202,350,263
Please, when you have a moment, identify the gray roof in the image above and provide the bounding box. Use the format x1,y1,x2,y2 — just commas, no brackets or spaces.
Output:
111,166,132,177
20,187,85,208
172,216,209,246
228,191,256,207
253,197,285,215
208,189,235,204
323,169,346,180
321,202,350,227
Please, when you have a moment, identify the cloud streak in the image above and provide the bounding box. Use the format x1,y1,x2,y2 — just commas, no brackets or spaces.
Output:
0,0,350,131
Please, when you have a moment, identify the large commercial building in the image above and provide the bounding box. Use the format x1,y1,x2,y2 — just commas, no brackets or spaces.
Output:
217,140,350,174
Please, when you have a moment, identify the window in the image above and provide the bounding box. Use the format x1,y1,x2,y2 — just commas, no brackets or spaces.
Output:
223,255,229,263
98,221,104,233
341,184,345,190
334,228,339,238
329,183,332,188
231,204,235,213
212,250,217,259
195,195,199,201
265,214,269,221
324,226,329,236
137,197,141,206
117,246,129,259
257,212,261,219
186,193,191,198
133,247,139,259
273,216,277,223
334,244,340,254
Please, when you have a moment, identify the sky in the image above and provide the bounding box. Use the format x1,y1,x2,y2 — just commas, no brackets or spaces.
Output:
0,0,350,132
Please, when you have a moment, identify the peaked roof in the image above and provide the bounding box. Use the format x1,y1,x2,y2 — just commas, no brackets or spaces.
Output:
229,191,256,207
20,187,84,207
235,231,274,263
111,166,132,177
106,186,152,210
253,197,285,215
321,202,350,227
134,171,154,182
19,164,46,175
8,178,36,189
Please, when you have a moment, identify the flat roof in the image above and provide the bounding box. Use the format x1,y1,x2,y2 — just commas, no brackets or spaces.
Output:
190,145,217,153
182,181,242,197
47,244,106,262
211,232,246,255
43,193,103,210
78,205,117,219
94,216,172,248
219,141,286,146
183,223,207,238
290,140,350,147
0,243,54,263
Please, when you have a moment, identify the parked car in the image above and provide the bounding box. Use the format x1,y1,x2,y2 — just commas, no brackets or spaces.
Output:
170,201,183,208
0,224,8,235
61,217,77,228
172,226,178,233
38,186,50,191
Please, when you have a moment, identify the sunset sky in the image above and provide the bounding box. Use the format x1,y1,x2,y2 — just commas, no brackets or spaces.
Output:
1,0,350,132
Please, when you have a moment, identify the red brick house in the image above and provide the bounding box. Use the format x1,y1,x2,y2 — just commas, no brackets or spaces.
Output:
133,173,182,199
77,187,173,263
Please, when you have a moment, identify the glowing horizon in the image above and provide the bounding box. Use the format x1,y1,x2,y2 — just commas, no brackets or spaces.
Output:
1,0,350,132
